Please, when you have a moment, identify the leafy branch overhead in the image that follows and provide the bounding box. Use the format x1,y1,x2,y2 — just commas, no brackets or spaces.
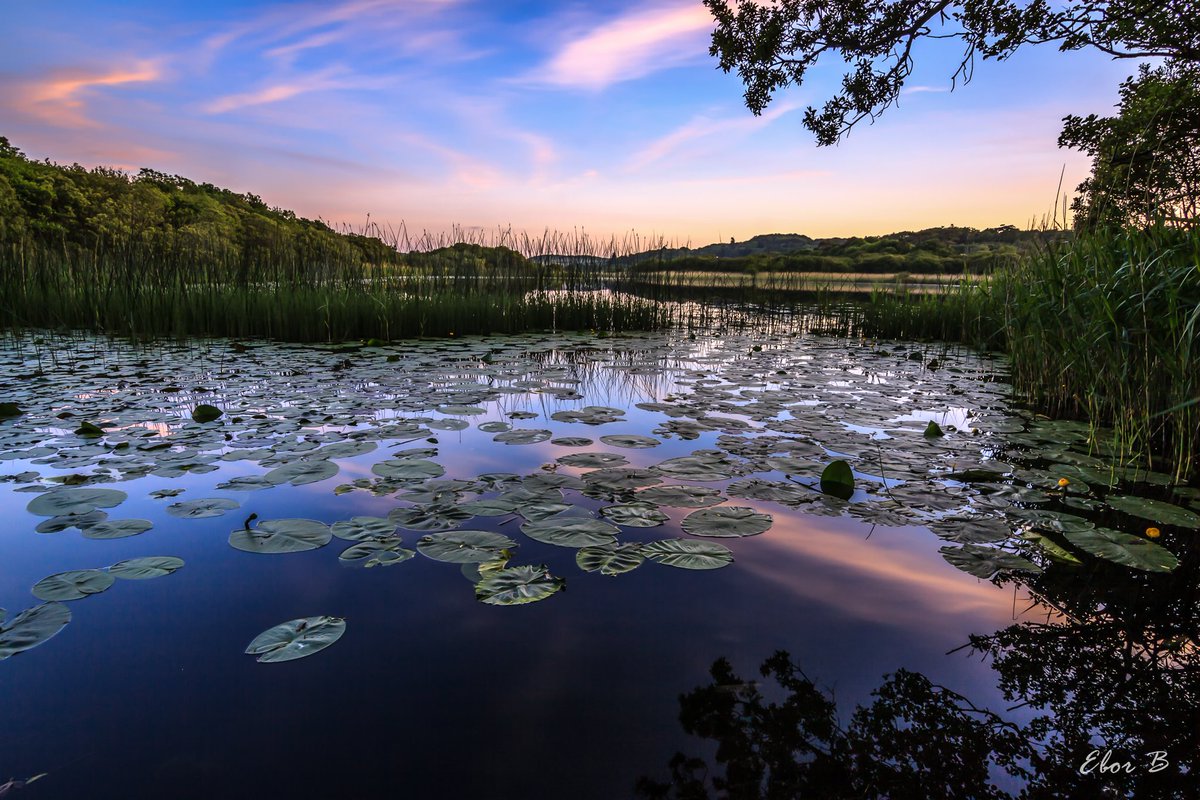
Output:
705,1,1200,146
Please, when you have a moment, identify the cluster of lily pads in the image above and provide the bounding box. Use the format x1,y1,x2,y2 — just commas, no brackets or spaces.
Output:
1,330,1195,663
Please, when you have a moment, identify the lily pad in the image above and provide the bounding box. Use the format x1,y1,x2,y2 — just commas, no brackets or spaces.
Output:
819,460,854,500
192,404,223,423
81,518,153,540
389,503,474,531
417,530,517,563
493,429,552,445
556,452,630,469
338,541,415,568
599,503,669,528
939,545,1042,578
1105,495,1200,529
474,565,565,606
31,569,116,601
245,616,346,663
109,556,186,580
26,487,128,517
520,517,620,548
641,539,734,570
228,518,332,554
681,507,772,538
331,516,398,541
581,468,662,491
1017,532,1082,566
576,544,645,576
458,497,521,516
371,459,446,481
652,453,738,482
0,603,72,660
166,497,240,519
551,437,593,447
598,434,661,449
637,485,724,508
1062,527,1179,572
264,459,339,486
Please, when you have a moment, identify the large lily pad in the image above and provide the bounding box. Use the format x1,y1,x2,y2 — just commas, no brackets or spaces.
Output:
1105,495,1200,529
681,507,772,538
1062,527,1179,572
637,485,724,508
31,569,116,601
264,459,339,486
474,565,565,605
331,516,398,541
520,517,620,548
371,459,446,481
576,544,645,576
229,519,332,554
0,603,72,660
417,530,517,563
652,452,739,481
109,556,186,580
26,487,128,517
641,539,734,570
81,518,153,540
245,616,346,663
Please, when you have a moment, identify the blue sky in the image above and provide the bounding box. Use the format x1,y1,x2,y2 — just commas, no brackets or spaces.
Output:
0,0,1144,243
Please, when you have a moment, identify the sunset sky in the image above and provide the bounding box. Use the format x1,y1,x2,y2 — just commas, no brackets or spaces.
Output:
0,0,1145,245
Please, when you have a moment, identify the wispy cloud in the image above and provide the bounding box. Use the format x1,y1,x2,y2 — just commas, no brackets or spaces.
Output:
901,85,950,95
200,0,470,69
627,101,801,171
534,2,713,90
203,67,391,114
14,61,161,127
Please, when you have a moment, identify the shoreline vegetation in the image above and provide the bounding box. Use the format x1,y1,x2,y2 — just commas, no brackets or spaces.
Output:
0,137,1196,480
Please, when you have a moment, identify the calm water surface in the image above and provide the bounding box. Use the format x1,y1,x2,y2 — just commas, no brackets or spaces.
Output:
0,329,1190,798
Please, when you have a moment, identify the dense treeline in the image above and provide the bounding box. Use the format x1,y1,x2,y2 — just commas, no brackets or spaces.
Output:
629,225,1064,275
0,137,665,340
0,136,406,279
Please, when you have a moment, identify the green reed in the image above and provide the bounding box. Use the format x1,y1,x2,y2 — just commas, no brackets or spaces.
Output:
852,226,1200,480
998,226,1200,480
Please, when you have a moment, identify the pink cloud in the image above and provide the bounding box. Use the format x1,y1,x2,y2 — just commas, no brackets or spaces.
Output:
13,61,161,128
202,68,394,114
536,3,713,90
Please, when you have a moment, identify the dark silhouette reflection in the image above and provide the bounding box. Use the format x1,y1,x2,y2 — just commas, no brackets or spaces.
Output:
639,554,1200,799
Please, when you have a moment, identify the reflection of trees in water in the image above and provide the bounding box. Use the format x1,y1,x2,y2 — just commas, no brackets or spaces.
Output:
639,554,1200,798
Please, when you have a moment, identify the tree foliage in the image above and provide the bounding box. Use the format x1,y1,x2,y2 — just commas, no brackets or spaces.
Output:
0,135,401,275
705,1,1200,146
1060,61,1200,228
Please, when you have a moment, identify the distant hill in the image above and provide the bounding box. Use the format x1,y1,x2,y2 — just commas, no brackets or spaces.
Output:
624,225,1067,275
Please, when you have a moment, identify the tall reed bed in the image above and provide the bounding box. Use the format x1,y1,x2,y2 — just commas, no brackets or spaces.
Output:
852,226,1200,480
0,234,668,340
998,226,1200,480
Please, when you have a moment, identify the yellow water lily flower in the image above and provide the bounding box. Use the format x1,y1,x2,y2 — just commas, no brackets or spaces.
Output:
1146,527,1161,539
1057,477,1070,488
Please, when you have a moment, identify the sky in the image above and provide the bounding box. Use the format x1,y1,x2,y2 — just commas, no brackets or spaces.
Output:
0,0,1148,246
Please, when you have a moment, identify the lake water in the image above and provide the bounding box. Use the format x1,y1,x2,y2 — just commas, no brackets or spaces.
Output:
0,329,1194,798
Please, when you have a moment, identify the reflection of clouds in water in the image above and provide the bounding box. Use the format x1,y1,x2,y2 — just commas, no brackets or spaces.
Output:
738,507,1027,630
